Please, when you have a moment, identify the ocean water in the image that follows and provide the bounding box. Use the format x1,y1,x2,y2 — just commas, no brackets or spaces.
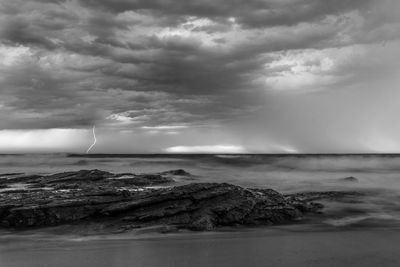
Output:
2,153,400,192
2,153,400,226
1,154,400,267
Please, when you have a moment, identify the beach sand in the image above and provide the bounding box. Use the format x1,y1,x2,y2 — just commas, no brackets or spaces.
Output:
1,226,399,267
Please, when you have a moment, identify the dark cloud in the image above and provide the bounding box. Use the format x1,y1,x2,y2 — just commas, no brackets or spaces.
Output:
78,0,374,27
0,0,399,152
0,19,57,49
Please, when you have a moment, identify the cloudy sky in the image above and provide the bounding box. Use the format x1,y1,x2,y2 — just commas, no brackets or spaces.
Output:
0,0,399,153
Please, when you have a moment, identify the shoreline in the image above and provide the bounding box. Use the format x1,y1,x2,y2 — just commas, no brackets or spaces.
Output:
1,226,400,267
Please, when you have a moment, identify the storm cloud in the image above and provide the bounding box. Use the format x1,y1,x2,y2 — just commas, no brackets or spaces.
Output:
0,0,399,153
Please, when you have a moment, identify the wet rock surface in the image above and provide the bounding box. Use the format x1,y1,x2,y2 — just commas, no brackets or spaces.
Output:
286,191,364,202
0,169,361,232
159,169,191,176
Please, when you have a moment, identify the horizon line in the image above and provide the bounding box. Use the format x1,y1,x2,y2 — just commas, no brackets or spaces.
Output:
2,152,400,156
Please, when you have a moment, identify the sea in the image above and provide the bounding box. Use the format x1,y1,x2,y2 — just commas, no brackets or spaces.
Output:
1,153,400,267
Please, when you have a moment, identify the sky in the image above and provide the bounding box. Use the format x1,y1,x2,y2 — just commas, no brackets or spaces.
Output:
0,0,399,153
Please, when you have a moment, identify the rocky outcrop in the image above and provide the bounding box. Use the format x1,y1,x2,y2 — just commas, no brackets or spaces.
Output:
0,174,42,185
0,169,360,232
0,183,312,230
0,169,176,190
0,169,178,228
286,191,363,202
100,183,323,230
111,174,173,186
44,169,113,183
339,176,359,183
159,169,191,176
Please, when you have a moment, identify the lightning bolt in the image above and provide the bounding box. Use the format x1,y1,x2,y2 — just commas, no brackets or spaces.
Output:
86,125,97,153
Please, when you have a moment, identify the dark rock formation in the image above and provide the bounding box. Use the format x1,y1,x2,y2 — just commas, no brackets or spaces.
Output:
111,174,173,186
0,169,179,228
0,174,42,185
44,169,113,184
100,183,318,230
286,191,363,202
339,176,359,183
159,169,191,176
0,169,361,233
0,169,179,189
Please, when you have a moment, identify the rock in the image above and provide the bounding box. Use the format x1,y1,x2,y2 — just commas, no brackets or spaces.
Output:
100,183,312,230
190,215,215,231
340,176,359,183
13,169,176,190
126,174,173,186
134,225,179,234
286,191,363,202
3,202,98,227
0,181,322,230
110,174,174,187
0,174,43,185
44,169,113,184
159,169,191,176
0,169,356,232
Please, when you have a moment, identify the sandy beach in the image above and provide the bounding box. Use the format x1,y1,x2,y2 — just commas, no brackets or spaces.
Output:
1,226,400,267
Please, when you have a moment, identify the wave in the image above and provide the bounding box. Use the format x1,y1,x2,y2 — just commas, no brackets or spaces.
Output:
324,213,398,227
